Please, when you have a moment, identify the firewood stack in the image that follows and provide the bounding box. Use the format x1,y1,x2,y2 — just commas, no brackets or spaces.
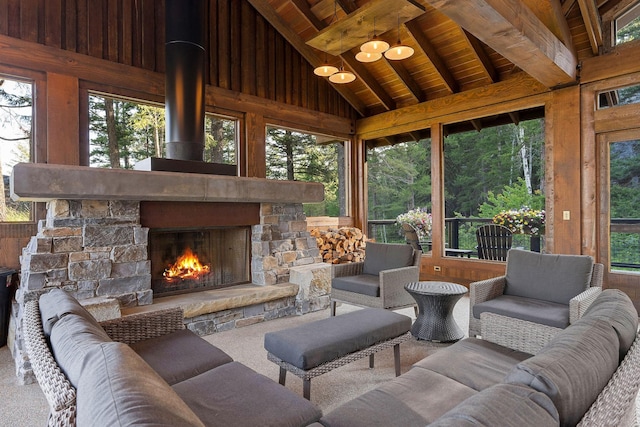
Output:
310,227,367,264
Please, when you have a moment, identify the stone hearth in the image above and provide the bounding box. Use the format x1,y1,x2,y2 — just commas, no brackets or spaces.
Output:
9,164,331,384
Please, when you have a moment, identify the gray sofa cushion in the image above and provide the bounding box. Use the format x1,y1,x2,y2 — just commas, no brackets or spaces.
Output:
583,289,638,362
504,249,593,305
412,337,531,391
49,313,112,386
264,308,411,370
130,328,233,385
473,294,570,328
331,274,380,297
431,384,559,427
172,361,322,427
39,288,103,337
363,242,414,276
77,341,204,427
319,367,477,426
504,316,619,427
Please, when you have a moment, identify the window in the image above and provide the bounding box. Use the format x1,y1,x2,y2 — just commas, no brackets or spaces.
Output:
0,77,33,222
367,137,432,244
444,114,545,257
615,1,640,45
265,126,347,217
88,94,237,168
598,83,640,109
609,139,640,273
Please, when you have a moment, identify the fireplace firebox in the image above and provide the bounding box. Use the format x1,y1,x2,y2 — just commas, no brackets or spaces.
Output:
149,227,250,296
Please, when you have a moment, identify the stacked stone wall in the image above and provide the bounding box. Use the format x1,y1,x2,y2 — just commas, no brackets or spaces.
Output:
251,203,322,286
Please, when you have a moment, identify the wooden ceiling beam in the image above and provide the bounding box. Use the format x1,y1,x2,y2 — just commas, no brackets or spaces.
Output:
578,0,604,54
461,30,498,83
386,58,426,103
563,0,578,16
247,0,367,116
550,0,576,52
290,0,326,30
426,0,578,88
405,20,459,94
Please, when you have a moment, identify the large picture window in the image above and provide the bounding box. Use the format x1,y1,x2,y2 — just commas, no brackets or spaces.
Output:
0,77,33,222
88,94,237,169
265,126,347,217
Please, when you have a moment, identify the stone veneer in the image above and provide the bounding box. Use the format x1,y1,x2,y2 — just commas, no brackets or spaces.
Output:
10,199,330,384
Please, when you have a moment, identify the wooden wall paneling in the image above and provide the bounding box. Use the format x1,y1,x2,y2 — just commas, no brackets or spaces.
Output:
19,0,38,43
154,0,164,73
230,0,241,93
0,224,36,269
140,0,156,71
255,14,266,99
6,0,20,38
285,42,293,105
88,0,103,59
105,0,118,62
46,72,79,165
119,0,132,65
0,0,8,35
75,0,88,56
64,0,77,52
546,86,582,254
131,0,142,68
275,35,285,104
217,0,230,89
246,112,266,178
241,1,256,96
300,57,308,109
208,0,218,87
352,137,367,231
45,0,61,48
267,24,276,100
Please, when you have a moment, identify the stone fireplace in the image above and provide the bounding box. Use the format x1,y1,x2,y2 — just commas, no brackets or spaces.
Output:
9,163,331,384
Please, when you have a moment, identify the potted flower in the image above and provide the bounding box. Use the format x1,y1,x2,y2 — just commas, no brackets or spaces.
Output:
396,207,433,243
492,207,545,252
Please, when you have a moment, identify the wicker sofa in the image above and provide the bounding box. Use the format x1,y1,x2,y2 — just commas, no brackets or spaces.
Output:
318,289,640,427
24,288,322,427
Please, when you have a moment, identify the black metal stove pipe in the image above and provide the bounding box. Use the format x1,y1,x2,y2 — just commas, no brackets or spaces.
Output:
165,0,206,161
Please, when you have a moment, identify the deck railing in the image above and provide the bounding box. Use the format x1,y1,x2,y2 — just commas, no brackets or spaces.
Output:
367,218,640,271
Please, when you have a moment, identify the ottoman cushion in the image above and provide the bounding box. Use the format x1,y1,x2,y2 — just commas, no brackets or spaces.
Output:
264,308,411,370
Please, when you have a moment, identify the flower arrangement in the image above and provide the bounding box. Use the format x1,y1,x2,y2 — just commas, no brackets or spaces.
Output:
492,207,545,236
396,207,433,240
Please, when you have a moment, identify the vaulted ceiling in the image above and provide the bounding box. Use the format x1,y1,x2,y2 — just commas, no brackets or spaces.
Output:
249,0,633,119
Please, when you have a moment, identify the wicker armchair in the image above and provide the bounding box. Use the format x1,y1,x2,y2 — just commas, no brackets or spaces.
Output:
23,298,185,426
330,242,421,316
469,249,604,354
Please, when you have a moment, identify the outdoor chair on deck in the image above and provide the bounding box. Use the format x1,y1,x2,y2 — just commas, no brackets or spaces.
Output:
469,249,604,354
476,224,512,261
330,242,421,316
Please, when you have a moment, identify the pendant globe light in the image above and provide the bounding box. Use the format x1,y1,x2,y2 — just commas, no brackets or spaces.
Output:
329,31,356,84
360,18,389,54
384,15,414,61
355,51,382,63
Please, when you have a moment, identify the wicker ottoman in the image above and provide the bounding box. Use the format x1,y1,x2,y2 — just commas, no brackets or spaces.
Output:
264,308,412,400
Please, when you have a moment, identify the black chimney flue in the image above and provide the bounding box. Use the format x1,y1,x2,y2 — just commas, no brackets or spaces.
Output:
165,0,206,161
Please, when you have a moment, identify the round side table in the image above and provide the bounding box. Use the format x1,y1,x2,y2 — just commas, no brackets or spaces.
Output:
404,281,468,342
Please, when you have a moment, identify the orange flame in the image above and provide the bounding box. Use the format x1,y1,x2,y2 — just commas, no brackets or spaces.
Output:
164,248,211,280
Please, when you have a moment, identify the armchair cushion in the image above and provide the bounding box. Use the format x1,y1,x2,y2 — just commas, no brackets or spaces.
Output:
331,274,380,297
473,295,570,329
363,243,414,276
504,249,593,305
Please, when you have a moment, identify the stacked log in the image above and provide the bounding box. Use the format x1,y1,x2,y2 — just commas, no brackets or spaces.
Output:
310,227,367,264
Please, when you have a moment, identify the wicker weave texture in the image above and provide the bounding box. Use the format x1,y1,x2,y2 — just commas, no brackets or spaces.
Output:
23,301,77,427
577,332,640,427
267,332,411,381
99,307,184,345
480,312,561,354
468,276,506,337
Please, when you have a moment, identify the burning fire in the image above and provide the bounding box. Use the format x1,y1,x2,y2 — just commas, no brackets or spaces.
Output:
164,248,211,280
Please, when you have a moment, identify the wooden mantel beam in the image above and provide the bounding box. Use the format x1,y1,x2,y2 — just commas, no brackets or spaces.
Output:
426,0,578,88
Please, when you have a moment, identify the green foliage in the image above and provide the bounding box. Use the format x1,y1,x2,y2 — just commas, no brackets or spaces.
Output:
265,127,343,217
479,178,545,217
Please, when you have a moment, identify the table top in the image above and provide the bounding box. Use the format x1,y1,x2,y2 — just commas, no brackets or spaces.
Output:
405,281,468,296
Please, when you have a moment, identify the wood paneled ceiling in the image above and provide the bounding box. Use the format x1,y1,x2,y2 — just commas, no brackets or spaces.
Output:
249,0,631,119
